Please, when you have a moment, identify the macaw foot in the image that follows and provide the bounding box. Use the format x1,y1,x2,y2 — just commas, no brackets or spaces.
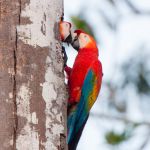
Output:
62,46,68,67
67,102,78,115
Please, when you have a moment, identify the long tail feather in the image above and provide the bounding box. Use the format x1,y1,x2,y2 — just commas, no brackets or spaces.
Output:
68,115,89,150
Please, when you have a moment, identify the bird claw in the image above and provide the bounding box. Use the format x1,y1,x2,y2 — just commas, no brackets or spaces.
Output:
62,46,68,67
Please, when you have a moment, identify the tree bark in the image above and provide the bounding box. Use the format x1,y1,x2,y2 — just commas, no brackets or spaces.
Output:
0,0,67,149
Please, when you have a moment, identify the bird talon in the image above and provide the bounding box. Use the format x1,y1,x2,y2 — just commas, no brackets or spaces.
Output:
62,46,68,67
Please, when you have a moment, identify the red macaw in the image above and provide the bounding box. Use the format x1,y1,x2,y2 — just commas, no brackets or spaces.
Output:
66,30,103,150
59,22,103,150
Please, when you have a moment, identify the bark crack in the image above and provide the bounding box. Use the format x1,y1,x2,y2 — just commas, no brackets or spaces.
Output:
19,0,21,24
13,0,21,149
13,36,17,150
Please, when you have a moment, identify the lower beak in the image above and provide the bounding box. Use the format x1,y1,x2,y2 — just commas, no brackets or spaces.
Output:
71,38,79,51
64,32,72,45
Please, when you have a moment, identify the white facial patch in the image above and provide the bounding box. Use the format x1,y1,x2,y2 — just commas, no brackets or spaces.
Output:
79,33,91,49
62,23,71,40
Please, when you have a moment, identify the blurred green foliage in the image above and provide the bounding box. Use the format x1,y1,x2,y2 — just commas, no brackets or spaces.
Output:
105,129,131,145
71,16,96,39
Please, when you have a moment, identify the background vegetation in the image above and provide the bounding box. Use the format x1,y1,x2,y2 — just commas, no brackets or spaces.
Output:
65,0,150,149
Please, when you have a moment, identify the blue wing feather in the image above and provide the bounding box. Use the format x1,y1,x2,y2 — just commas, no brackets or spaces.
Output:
67,69,95,143
67,61,102,145
75,70,94,130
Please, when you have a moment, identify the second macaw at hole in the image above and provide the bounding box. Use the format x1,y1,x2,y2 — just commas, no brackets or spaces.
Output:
60,21,103,150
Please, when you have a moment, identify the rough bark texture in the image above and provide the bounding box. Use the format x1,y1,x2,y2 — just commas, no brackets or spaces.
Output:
0,0,67,149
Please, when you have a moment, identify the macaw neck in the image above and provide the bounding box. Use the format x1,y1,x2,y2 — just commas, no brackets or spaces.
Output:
78,47,99,56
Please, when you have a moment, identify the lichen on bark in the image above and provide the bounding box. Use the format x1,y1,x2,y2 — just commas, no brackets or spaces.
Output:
0,0,67,149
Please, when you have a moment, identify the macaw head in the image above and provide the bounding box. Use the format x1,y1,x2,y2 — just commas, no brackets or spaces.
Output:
71,30,97,52
59,21,72,44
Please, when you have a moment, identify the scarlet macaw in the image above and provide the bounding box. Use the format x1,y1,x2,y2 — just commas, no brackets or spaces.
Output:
60,22,103,150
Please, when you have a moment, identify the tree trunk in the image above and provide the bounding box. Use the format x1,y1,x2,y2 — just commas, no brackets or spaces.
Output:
0,0,67,149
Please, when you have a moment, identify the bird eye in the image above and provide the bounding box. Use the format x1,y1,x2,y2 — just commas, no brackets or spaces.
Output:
83,35,89,42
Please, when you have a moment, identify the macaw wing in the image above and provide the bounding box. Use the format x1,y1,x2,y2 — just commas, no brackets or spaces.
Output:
67,60,102,144
75,60,102,132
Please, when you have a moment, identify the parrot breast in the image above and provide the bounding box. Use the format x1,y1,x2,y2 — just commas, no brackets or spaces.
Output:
68,50,98,104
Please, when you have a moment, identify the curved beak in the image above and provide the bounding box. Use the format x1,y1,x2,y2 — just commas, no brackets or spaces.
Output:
71,33,80,51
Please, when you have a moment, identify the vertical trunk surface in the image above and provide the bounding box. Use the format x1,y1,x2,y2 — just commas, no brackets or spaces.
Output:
0,0,67,149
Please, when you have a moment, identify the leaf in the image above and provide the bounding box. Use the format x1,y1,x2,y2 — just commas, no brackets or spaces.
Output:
105,129,131,145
